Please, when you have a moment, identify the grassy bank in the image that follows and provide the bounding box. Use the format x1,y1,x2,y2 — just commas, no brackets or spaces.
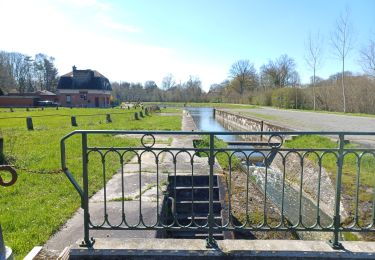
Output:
193,136,242,171
284,135,375,234
0,107,181,258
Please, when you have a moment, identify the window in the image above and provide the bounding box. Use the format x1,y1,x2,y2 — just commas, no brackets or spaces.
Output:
66,95,71,104
79,92,88,100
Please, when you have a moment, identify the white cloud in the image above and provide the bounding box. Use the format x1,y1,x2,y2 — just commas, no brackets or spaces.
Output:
60,0,112,11
95,14,140,33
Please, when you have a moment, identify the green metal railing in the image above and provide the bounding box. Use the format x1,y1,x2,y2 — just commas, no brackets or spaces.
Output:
60,130,375,249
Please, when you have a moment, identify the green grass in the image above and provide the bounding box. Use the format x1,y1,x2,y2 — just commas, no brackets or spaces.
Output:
0,107,181,258
193,136,242,170
145,102,257,109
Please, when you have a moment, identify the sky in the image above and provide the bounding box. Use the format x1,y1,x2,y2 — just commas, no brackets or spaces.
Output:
0,0,374,91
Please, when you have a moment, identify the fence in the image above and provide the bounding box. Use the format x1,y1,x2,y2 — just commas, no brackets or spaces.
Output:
60,130,375,249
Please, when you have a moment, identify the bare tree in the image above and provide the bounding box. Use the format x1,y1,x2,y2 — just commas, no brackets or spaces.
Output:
229,60,257,94
305,32,323,110
161,73,176,90
260,55,298,88
331,8,353,113
360,38,375,77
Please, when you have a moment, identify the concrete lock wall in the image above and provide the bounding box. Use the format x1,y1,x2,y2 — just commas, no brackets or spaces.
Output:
214,109,295,133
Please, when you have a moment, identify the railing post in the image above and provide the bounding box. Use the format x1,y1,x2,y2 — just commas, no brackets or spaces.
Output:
81,133,94,247
206,133,217,248
330,134,344,249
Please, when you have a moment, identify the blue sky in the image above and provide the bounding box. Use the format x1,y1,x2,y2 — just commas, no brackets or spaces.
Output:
0,0,374,90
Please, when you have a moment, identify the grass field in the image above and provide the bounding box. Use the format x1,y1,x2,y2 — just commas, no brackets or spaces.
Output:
0,107,181,258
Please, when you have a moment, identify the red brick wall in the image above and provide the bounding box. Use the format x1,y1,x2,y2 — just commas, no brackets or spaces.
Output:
0,97,36,107
58,93,111,107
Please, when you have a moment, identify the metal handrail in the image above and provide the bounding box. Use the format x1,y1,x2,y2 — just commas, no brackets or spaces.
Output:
60,130,375,249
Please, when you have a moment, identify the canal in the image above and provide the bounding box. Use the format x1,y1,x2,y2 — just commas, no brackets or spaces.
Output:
186,106,333,233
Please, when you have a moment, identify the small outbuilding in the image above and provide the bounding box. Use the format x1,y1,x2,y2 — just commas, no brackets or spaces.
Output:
57,66,112,107
0,90,57,107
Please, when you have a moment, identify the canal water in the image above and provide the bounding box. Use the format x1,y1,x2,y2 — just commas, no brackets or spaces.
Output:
186,107,333,230
187,107,238,142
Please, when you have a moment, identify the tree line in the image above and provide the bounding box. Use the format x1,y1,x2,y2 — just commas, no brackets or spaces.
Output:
0,51,59,94
111,75,205,104
208,8,375,114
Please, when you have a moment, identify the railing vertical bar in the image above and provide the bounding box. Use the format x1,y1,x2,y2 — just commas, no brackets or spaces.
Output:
191,155,195,226
298,155,304,226
120,155,125,226
330,134,344,249
316,156,322,227
81,133,93,247
102,155,108,224
245,156,250,226
156,155,160,226
206,133,216,248
355,155,361,227
173,155,177,225
228,155,232,227
138,155,142,226
263,158,268,227
281,155,286,227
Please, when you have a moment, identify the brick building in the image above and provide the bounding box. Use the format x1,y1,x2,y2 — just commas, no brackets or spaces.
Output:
57,66,112,107
0,90,57,107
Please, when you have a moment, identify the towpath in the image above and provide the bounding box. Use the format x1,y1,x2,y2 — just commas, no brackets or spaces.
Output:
227,106,375,147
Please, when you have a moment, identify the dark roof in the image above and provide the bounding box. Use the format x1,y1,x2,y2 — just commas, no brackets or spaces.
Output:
61,70,105,78
36,90,56,96
5,90,56,97
58,68,112,91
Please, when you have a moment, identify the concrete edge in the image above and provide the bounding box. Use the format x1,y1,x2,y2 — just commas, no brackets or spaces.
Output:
24,246,42,260
69,238,375,259
215,108,299,132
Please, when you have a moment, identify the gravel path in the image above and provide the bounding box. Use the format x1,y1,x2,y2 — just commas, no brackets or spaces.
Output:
229,107,375,147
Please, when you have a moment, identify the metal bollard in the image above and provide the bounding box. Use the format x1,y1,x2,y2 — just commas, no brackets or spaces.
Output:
71,116,78,127
106,114,112,123
26,117,33,130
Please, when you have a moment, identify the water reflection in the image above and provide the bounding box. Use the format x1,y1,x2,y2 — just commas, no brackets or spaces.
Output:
186,107,238,142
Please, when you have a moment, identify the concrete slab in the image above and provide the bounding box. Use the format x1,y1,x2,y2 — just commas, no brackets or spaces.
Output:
69,238,375,259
